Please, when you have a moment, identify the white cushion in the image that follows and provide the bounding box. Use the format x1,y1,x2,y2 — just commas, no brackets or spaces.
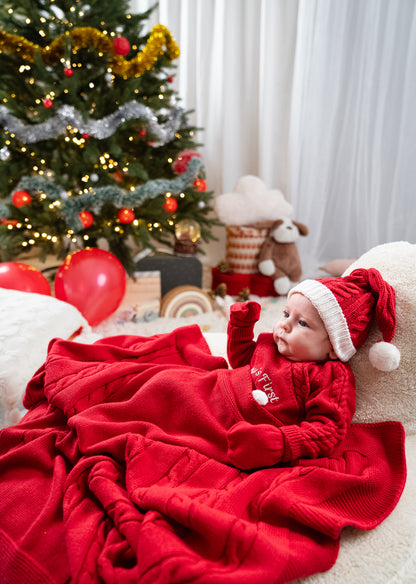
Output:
344,241,416,435
0,288,91,428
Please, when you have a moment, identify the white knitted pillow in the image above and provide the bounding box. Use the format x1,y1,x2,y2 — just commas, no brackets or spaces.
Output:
0,288,91,428
344,241,416,434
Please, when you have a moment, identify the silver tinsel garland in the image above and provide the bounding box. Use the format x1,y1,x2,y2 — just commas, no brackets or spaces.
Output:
0,101,184,146
9,157,204,230
0,203,9,217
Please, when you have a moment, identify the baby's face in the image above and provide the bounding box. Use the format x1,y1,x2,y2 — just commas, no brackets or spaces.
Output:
273,293,336,362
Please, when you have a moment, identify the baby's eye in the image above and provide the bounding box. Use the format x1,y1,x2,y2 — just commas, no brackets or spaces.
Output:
298,320,308,327
283,310,289,318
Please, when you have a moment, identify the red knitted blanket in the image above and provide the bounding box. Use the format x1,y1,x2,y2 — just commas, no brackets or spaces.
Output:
0,326,406,584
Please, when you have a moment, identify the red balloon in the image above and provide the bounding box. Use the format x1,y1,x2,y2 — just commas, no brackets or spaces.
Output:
0,262,51,295
54,248,126,326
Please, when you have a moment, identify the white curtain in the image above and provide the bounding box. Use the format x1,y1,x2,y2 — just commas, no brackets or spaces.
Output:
130,0,416,275
290,0,416,274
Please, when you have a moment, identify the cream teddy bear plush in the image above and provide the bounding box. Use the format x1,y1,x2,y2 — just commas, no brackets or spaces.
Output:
257,217,309,295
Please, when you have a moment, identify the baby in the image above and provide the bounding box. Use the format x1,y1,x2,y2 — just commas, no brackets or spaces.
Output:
226,267,399,468
16,267,399,473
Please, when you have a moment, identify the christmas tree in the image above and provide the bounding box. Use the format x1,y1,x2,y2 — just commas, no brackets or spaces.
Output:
0,0,218,274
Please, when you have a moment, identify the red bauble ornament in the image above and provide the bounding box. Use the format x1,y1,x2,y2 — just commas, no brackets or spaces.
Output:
82,133,90,140
168,76,174,83
12,190,32,208
193,179,207,192
113,37,130,55
163,197,178,213
79,210,94,228
118,208,135,224
64,68,73,77
1,218,18,226
139,129,146,137
43,99,53,109
172,149,201,174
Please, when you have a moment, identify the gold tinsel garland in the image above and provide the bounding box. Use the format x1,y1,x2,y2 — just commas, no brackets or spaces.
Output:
0,24,180,78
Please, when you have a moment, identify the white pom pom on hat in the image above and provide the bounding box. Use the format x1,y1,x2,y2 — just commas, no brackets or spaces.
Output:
369,341,401,372
289,268,400,371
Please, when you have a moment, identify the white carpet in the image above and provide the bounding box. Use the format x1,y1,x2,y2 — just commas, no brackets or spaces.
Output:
93,295,287,339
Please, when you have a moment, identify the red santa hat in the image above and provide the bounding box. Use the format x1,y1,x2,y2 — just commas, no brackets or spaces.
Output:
289,268,400,371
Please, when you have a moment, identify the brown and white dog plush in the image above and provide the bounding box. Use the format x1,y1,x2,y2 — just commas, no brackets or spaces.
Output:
257,217,309,295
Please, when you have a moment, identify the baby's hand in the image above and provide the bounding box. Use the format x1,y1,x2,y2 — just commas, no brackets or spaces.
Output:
229,301,261,326
227,421,284,469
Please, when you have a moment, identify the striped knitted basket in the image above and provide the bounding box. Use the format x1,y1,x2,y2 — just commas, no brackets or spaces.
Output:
225,225,268,274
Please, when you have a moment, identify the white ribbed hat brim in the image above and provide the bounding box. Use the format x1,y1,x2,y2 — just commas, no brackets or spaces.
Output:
289,280,356,362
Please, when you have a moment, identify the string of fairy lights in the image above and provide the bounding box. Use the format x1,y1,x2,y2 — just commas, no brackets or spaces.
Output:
3,156,204,249
0,3,208,257
1,152,205,251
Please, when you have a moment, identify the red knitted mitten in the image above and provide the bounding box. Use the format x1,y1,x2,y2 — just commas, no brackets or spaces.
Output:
227,421,284,469
229,301,261,327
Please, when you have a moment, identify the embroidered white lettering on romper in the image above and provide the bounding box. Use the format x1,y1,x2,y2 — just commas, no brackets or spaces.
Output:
251,367,279,403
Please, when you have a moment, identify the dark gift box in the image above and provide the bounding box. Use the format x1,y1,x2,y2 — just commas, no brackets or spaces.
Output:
135,253,202,297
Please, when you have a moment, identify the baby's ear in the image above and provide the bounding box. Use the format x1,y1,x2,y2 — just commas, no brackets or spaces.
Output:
329,346,338,360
